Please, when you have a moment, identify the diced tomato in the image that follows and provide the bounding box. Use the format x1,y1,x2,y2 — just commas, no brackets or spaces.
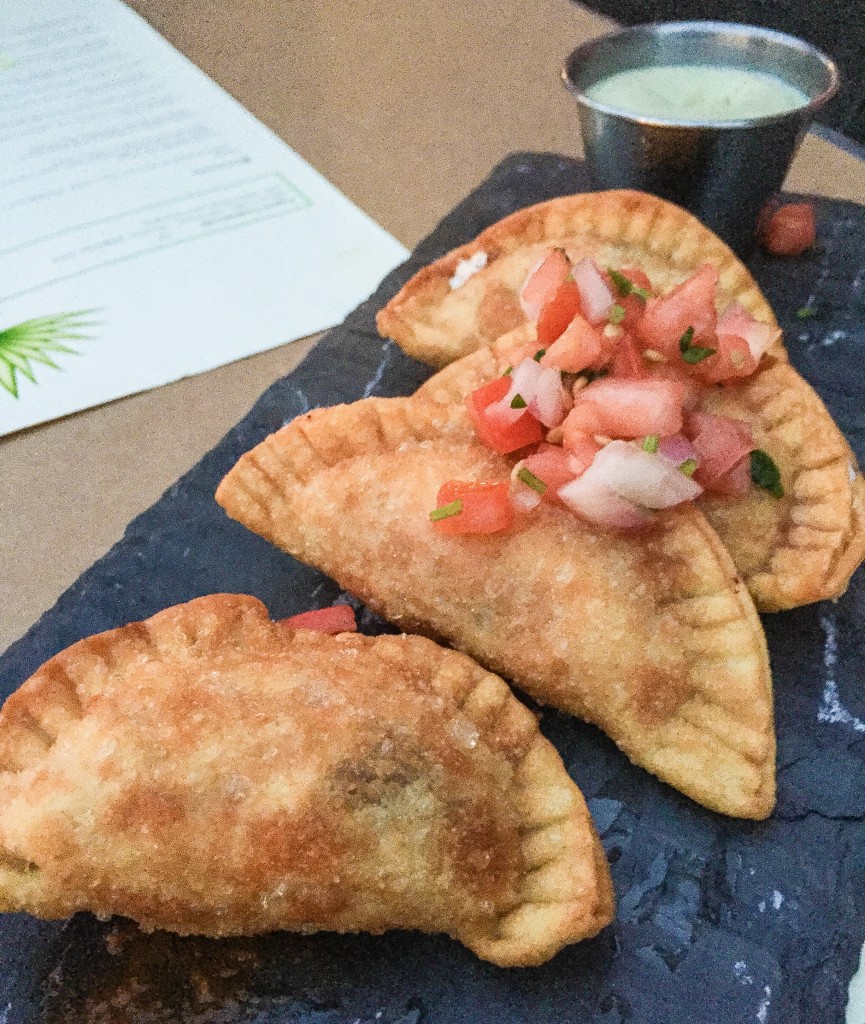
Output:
646,362,705,410
686,411,753,487
466,375,545,453
717,303,777,361
762,203,816,257
563,434,602,476
609,333,649,380
281,605,358,634
523,443,582,501
578,378,686,438
620,267,652,294
562,399,606,448
608,268,653,329
636,264,719,358
541,313,606,373
520,249,571,320
536,280,583,346
433,481,514,535
709,456,752,497
688,333,758,384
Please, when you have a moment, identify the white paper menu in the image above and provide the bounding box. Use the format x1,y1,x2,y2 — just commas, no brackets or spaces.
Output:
0,0,408,436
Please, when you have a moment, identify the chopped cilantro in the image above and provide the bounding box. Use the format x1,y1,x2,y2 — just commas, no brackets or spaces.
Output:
642,434,659,453
517,467,548,494
608,304,626,325
608,267,650,300
679,326,716,364
533,348,547,361
503,365,513,375
429,499,463,522
796,306,816,319
750,449,784,498
510,394,527,409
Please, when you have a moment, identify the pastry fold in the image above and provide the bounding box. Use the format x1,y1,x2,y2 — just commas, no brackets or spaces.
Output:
376,190,780,367
216,403,776,819
0,595,613,967
419,327,865,612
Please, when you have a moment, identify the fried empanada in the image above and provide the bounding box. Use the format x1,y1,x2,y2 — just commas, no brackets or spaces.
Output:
377,189,865,607
376,190,780,368
419,326,865,612
216,402,776,819
0,594,613,967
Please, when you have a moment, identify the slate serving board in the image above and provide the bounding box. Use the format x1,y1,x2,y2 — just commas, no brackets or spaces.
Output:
2,153,865,1024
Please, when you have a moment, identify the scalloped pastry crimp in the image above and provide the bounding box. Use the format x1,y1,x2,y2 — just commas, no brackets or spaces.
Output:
376,190,780,368
0,595,613,967
419,327,865,612
216,402,776,819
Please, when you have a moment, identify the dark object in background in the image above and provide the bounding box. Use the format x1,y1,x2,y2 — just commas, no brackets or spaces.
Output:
572,0,865,144
2,154,865,1024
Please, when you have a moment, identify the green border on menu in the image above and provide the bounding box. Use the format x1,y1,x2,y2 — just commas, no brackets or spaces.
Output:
0,172,312,303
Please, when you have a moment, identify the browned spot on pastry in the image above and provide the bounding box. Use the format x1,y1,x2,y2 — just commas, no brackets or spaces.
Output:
106,788,187,839
447,796,522,908
478,283,523,339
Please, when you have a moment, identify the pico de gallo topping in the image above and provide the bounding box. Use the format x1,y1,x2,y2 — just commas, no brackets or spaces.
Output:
430,251,785,533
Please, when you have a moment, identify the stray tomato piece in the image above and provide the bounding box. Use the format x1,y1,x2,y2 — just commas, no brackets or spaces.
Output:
434,481,514,535
466,376,545,453
636,264,719,358
762,203,816,257
523,444,580,502
686,411,753,487
579,378,686,438
281,605,358,634
520,249,571,320
536,280,583,346
609,333,649,380
541,313,606,373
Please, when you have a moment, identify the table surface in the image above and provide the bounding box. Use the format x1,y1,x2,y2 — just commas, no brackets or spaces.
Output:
2,0,865,1017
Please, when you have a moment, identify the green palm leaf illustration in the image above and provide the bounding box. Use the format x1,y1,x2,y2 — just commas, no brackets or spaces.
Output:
0,310,99,398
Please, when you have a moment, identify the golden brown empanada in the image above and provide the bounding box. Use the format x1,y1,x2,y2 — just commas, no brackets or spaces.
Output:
0,594,613,967
216,402,776,819
418,327,865,612
376,190,780,368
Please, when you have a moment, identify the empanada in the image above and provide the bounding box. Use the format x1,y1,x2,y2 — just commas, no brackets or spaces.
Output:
376,190,780,368
418,327,865,611
216,402,776,819
0,594,613,967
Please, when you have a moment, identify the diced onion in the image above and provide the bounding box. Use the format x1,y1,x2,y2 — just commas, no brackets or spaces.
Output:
571,257,615,325
658,433,698,466
591,441,703,509
510,460,543,510
449,250,488,290
529,366,571,428
558,469,652,531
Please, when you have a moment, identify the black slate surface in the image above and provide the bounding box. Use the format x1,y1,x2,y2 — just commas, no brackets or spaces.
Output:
2,153,865,1024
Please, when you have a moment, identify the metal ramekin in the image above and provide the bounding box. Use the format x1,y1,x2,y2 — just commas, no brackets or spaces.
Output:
562,22,840,254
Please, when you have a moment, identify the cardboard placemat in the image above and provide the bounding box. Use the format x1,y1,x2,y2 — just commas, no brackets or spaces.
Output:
2,154,865,1024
